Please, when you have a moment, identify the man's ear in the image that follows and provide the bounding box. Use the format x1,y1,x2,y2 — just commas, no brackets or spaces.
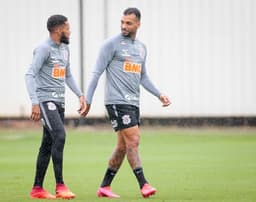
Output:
53,25,62,35
137,21,141,29
56,27,62,34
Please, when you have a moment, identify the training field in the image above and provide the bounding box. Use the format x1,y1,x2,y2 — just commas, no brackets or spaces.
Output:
0,126,256,202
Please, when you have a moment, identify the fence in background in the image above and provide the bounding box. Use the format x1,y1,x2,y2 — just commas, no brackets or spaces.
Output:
0,0,255,118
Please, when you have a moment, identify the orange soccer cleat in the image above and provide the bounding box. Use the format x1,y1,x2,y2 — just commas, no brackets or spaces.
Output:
141,183,157,198
55,183,76,199
30,186,56,199
97,186,120,198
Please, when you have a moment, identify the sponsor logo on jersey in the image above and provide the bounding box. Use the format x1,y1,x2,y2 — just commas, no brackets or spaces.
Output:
139,46,146,59
121,49,130,57
52,64,66,78
61,49,69,62
50,56,59,63
123,61,142,73
125,94,139,101
52,92,65,98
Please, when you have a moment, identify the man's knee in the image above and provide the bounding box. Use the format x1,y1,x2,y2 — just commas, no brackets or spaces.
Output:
116,146,126,154
52,130,66,151
126,140,139,150
39,144,51,154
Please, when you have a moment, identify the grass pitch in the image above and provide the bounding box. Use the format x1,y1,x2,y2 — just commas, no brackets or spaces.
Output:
0,127,256,202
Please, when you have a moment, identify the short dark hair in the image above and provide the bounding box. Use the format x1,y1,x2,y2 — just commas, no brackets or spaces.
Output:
47,14,68,32
123,7,141,21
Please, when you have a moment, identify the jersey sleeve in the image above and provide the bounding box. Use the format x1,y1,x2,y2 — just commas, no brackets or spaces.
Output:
25,45,50,105
65,64,83,97
85,39,115,104
140,48,161,98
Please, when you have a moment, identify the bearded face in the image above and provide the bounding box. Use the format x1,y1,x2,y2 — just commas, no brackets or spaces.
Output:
121,14,140,38
60,32,69,44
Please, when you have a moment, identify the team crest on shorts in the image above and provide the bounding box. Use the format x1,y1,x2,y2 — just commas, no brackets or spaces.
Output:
47,102,56,111
122,115,131,125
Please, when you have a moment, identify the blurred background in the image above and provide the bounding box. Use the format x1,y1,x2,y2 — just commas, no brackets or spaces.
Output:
0,0,255,126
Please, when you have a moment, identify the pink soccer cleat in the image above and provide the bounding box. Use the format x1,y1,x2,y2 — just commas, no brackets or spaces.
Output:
55,183,76,199
141,183,157,198
30,186,56,199
97,186,120,198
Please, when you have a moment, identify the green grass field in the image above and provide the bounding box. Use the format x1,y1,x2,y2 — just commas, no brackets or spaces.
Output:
0,127,256,202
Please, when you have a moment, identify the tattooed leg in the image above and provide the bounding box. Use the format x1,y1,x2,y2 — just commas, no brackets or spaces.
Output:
122,125,148,188
108,131,126,170
122,125,141,169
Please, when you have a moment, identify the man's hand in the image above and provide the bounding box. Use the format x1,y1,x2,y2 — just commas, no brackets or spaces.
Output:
159,94,171,107
79,102,91,117
77,95,91,117
31,104,41,121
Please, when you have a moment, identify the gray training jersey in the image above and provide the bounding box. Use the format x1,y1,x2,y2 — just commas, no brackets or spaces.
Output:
86,34,161,107
25,38,83,105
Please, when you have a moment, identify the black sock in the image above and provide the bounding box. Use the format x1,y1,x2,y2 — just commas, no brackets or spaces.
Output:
133,167,148,189
100,168,117,187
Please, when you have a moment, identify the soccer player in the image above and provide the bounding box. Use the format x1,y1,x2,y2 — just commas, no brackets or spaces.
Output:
81,8,171,198
25,15,86,199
